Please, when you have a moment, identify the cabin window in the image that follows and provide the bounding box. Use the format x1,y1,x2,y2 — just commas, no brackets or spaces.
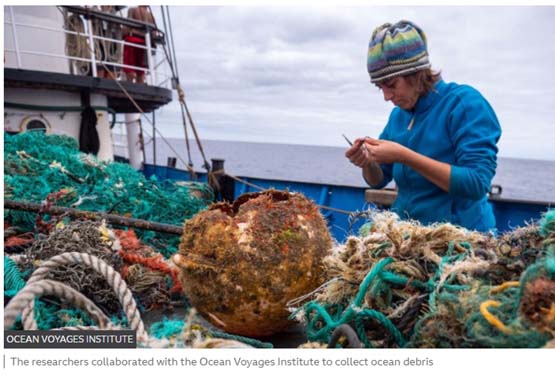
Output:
20,116,50,133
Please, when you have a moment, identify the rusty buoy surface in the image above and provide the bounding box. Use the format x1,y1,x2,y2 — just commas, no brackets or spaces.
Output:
172,189,332,337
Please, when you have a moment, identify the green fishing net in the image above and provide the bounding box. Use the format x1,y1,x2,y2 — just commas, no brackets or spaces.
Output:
294,211,555,348
4,131,213,257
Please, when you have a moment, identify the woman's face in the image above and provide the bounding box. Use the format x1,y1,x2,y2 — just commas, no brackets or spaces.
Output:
376,76,420,110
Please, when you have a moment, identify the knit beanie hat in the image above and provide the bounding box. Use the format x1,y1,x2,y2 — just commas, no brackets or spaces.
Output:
367,20,431,83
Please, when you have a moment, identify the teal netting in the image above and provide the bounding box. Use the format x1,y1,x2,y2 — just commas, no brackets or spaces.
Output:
295,211,555,348
4,132,213,257
149,318,273,348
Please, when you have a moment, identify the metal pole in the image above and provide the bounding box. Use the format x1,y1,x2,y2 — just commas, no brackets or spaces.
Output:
9,6,22,69
144,31,154,85
152,110,157,165
4,200,184,235
125,113,144,170
86,18,97,77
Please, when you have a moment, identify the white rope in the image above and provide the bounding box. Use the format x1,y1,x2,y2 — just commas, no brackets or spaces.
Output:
4,279,114,330
20,252,147,340
91,12,122,73
6,255,255,348
64,12,90,75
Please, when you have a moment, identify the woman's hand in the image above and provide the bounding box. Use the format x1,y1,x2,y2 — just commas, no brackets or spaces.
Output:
364,138,408,164
347,138,451,192
345,137,385,186
364,138,452,192
345,138,374,167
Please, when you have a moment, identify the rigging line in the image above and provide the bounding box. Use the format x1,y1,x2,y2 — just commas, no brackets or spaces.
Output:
87,45,195,174
159,5,210,171
71,11,207,181
135,115,195,179
153,6,177,80
152,110,157,165
179,100,194,168
160,6,199,170
159,6,173,74
318,204,353,216
153,6,178,82
166,6,180,81
157,6,199,170
132,115,183,168
154,6,194,169
114,86,193,174
181,99,210,171
123,88,199,176
61,9,196,175
156,7,194,168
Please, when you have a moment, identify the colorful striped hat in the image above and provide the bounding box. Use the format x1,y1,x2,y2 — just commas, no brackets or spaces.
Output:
367,20,431,83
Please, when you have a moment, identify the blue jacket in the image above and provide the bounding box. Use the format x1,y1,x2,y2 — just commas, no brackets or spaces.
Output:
371,80,501,232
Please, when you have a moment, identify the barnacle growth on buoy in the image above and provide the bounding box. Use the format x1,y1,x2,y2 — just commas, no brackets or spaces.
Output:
172,189,332,337
520,277,555,333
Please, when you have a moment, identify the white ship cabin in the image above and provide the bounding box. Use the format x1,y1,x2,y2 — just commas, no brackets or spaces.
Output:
4,5,174,167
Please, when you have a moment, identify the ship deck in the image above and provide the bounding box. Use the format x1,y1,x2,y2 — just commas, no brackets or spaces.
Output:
4,68,172,113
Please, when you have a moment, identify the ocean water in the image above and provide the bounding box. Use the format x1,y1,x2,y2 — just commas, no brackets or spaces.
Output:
118,137,555,203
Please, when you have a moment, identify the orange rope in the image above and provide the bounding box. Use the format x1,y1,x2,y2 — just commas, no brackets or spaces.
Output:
120,264,130,279
115,228,182,293
4,233,35,247
118,250,182,293
5,232,35,247
114,229,142,251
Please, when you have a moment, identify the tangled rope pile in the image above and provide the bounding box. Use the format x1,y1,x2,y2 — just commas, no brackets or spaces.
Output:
292,211,555,348
4,221,272,349
116,228,182,310
21,221,125,315
4,132,212,257
6,221,181,328
3,132,274,349
5,131,553,348
5,254,254,348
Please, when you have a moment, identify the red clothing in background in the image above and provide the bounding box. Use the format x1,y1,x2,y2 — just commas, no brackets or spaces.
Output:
123,35,146,76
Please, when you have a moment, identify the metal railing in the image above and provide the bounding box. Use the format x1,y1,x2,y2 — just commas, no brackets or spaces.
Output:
4,5,172,88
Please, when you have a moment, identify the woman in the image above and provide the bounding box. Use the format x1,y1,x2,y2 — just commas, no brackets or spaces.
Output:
346,20,501,232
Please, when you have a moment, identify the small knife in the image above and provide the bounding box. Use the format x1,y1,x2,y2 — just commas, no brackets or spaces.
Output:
342,134,353,146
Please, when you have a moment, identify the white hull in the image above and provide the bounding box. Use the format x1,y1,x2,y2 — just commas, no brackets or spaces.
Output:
4,87,115,162
4,5,171,166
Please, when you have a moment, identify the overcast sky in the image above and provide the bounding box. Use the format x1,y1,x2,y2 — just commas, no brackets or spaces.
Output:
149,6,555,160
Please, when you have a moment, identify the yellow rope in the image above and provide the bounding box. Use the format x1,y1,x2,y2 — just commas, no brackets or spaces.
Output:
480,300,512,335
540,302,555,323
490,281,519,294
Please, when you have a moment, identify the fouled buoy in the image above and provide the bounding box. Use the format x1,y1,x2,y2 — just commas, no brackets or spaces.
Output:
520,277,555,332
172,189,332,337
